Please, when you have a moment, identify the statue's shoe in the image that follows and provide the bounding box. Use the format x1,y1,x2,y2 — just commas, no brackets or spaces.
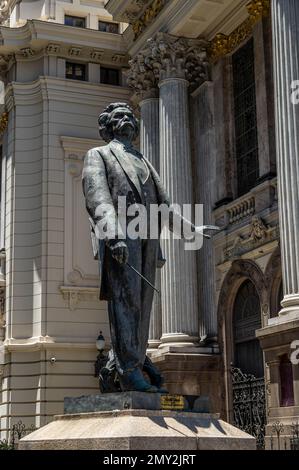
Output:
119,368,159,393
143,356,165,389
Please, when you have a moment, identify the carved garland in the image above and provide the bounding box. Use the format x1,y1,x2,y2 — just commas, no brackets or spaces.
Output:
209,0,270,62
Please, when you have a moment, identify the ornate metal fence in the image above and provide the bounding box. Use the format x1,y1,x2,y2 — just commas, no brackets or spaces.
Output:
231,366,266,449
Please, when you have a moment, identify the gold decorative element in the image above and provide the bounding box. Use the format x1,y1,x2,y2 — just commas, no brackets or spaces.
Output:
209,0,270,62
160,394,185,411
0,112,8,134
132,0,168,39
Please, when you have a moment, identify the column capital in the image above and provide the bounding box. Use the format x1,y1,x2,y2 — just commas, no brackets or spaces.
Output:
127,51,158,102
148,32,210,85
127,32,210,98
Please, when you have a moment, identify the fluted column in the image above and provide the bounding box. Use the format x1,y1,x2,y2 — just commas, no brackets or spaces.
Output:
140,97,162,349
192,82,217,342
272,0,299,316
159,77,199,346
145,33,210,347
127,58,162,349
128,33,210,347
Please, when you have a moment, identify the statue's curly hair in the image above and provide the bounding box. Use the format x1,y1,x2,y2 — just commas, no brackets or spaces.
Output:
98,102,139,142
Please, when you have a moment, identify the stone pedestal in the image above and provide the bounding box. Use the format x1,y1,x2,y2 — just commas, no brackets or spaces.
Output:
151,349,222,414
19,392,255,450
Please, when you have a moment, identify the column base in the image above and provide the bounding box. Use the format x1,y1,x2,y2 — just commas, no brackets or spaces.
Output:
279,294,299,318
159,333,198,348
147,339,161,354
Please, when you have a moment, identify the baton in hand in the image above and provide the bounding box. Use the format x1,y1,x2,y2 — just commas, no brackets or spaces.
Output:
126,261,160,295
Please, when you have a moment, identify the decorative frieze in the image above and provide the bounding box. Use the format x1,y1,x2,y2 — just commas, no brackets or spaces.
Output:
209,0,270,62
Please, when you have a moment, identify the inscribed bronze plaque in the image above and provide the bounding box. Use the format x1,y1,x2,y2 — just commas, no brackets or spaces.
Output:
160,394,185,411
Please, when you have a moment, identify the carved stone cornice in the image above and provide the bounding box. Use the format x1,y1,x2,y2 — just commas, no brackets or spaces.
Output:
209,0,270,62
127,32,210,99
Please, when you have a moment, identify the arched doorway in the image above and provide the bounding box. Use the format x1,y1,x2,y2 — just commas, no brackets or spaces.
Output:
233,280,263,377
232,279,266,448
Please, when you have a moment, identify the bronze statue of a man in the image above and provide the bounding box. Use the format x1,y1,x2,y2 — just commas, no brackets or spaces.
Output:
82,102,217,393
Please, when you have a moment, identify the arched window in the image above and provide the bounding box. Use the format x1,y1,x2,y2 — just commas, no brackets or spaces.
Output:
233,280,263,377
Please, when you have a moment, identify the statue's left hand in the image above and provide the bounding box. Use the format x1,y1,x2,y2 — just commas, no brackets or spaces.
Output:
194,225,220,239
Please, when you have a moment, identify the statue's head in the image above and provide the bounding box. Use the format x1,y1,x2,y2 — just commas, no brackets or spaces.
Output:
98,102,139,143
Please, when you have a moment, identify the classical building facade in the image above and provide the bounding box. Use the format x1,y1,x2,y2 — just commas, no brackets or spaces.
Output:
1,0,299,450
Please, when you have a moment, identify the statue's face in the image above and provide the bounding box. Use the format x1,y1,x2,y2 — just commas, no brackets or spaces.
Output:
109,107,136,140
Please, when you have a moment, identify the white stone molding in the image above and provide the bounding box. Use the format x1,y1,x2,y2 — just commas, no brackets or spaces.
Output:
0,19,129,67
4,336,98,352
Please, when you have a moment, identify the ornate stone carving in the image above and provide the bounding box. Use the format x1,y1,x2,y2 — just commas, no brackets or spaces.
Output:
223,217,279,261
111,54,127,64
46,44,61,55
146,33,210,84
67,270,82,285
209,0,270,62
127,32,210,99
60,286,100,311
127,51,157,100
20,47,35,58
90,50,104,61
69,47,82,57
249,216,268,242
132,0,169,38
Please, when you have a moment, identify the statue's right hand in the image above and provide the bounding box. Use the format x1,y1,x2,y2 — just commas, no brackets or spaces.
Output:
110,241,129,264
